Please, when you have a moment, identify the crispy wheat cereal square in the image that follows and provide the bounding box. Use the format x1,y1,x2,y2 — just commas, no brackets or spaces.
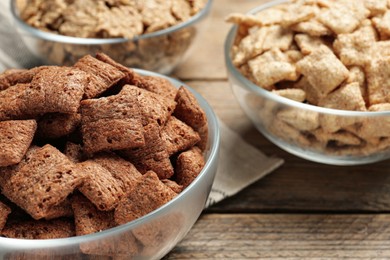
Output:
44,198,74,220
30,66,88,114
114,171,177,225
92,153,142,195
290,19,332,36
319,114,359,133
1,144,86,220
161,179,183,194
277,109,320,131
347,66,368,103
296,46,349,97
95,52,135,83
78,160,125,211
37,113,81,139
366,56,390,105
0,120,37,167
333,22,377,66
248,48,298,89
313,128,362,147
268,118,311,146
262,25,294,52
0,201,11,232
293,77,320,105
0,83,34,120
1,218,75,239
364,0,387,16
162,116,201,156
175,147,205,189
74,55,125,99
318,82,367,111
125,85,176,126
285,50,304,64
173,86,208,150
373,10,390,38
357,103,390,138
121,122,174,179
318,1,368,34
0,69,33,91
272,88,306,102
295,34,329,55
226,7,285,27
71,193,116,236
130,73,178,100
281,4,318,27
80,85,145,154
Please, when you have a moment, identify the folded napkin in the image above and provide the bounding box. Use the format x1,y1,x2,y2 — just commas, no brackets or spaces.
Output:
0,1,284,207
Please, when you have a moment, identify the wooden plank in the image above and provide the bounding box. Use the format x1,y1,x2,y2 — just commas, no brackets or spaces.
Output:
165,214,390,258
186,80,390,212
173,0,270,79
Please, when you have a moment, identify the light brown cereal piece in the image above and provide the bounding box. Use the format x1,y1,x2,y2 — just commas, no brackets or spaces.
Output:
0,201,11,232
78,160,124,211
364,0,387,16
268,118,311,146
162,179,183,193
1,218,75,239
366,56,390,105
92,153,142,196
293,76,321,105
175,147,205,189
346,66,367,103
357,103,390,138
74,55,125,99
174,86,208,150
139,1,176,33
318,1,368,34
80,85,145,154
272,88,306,102
296,46,349,97
172,0,192,22
373,10,390,38
285,50,304,63
130,73,178,100
290,19,332,37
281,4,318,27
248,48,298,89
36,113,81,139
0,120,37,167
313,128,363,147
162,116,201,156
318,82,367,111
319,114,359,134
262,25,294,52
295,34,329,55
333,22,377,66
370,41,390,58
226,8,285,27
120,122,174,179
277,109,320,131
0,144,86,220
64,142,85,163
71,193,116,236
114,171,177,224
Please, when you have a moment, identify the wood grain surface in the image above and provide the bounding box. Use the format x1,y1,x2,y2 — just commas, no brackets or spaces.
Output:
166,0,390,258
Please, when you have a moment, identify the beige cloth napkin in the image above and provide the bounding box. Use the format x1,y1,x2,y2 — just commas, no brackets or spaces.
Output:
0,1,284,207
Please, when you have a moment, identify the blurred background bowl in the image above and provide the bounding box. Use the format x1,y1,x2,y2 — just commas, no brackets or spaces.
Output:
225,1,390,166
0,69,220,260
10,0,213,75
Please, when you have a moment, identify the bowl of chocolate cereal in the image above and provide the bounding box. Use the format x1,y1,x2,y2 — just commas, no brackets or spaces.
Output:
10,0,212,74
0,53,220,259
225,0,390,165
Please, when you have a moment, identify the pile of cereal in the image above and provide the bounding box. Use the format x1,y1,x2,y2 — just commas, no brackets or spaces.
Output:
228,0,390,156
0,53,208,255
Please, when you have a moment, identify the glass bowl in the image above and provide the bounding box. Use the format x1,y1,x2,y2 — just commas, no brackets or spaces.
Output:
225,0,390,166
0,69,220,259
10,0,213,75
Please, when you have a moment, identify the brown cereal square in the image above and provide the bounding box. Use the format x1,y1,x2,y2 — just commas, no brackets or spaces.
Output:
71,193,116,236
161,179,183,194
313,128,362,147
277,109,320,131
248,48,298,89
373,10,390,38
95,52,135,83
162,116,201,156
173,86,208,150
0,69,33,91
318,82,366,111
295,34,329,55
0,83,34,120
130,73,178,100
175,147,205,189
272,88,306,102
30,66,88,114
364,0,387,16
120,122,174,179
261,25,294,52
74,55,125,99
366,56,390,105
0,120,37,167
281,4,318,27
64,142,85,163
1,144,86,220
268,118,311,146
1,218,75,239
290,19,332,36
80,85,145,154
78,160,125,211
296,46,349,97
36,113,81,139
114,171,177,225
43,198,74,220
0,201,11,232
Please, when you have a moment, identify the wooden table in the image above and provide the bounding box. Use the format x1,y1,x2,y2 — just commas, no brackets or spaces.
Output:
165,0,390,258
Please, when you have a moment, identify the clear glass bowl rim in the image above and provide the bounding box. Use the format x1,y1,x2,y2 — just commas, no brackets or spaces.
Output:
10,0,213,45
224,0,390,117
0,68,220,249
